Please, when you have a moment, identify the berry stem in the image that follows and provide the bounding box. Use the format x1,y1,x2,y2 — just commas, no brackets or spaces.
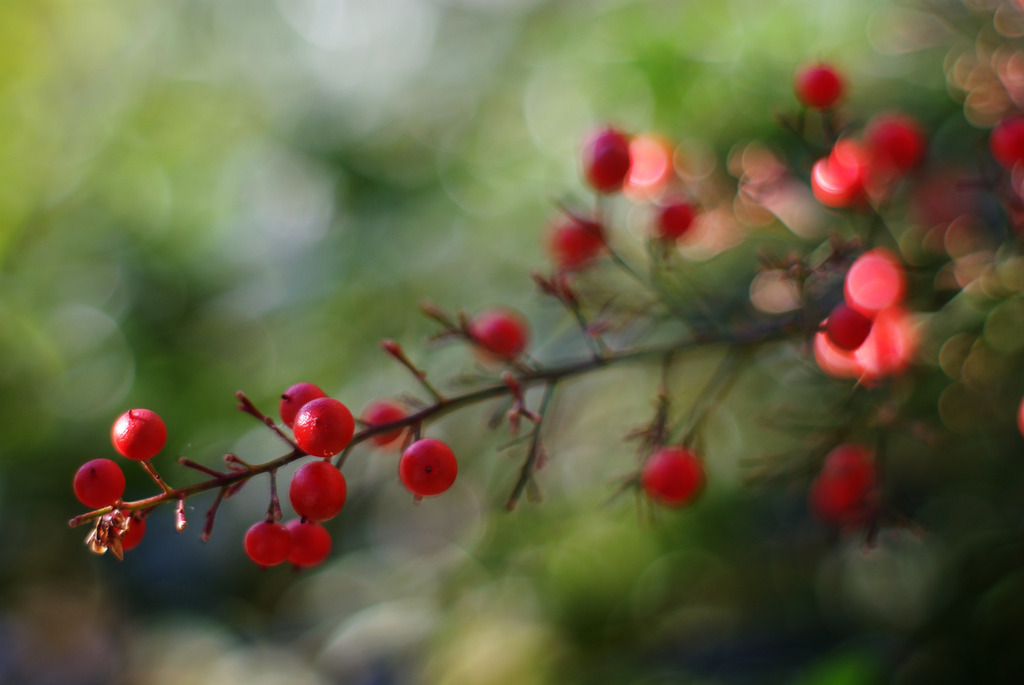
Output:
506,382,556,510
236,391,299,449
140,459,175,495
381,338,445,403
201,486,228,542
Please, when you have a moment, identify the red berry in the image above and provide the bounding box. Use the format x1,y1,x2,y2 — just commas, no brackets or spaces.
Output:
825,303,873,351
467,308,531,361
280,382,326,428
286,519,332,567
990,116,1024,169
361,399,408,447
809,444,877,526
121,514,146,551
289,460,348,521
655,200,696,241
547,216,605,271
794,63,844,110
844,248,906,316
244,520,292,567
864,113,926,175
293,397,355,458
399,438,458,497
641,446,705,508
582,126,632,193
73,458,126,508
111,408,167,461
1018,395,1024,438
811,140,866,208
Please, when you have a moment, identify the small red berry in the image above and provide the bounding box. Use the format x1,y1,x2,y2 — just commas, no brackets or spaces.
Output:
990,116,1024,169
73,458,126,508
399,438,458,497
286,519,332,567
655,200,696,241
825,303,873,351
1017,395,1024,439
280,382,326,428
244,520,292,567
361,399,408,447
547,216,605,271
582,126,632,193
111,408,167,461
121,514,146,551
811,140,866,208
289,460,348,521
794,63,844,110
641,446,705,508
467,308,531,361
809,444,877,526
293,397,355,458
864,113,926,175
844,248,906,316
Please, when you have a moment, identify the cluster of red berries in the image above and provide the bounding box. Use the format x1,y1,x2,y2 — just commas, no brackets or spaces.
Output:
545,125,699,273
815,247,916,381
71,408,168,554
242,382,460,568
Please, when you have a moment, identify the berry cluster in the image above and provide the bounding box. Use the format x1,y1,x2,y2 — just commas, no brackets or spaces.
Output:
68,52,1024,574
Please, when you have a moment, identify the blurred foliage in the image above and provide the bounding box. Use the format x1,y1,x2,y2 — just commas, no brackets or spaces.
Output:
2,0,1024,684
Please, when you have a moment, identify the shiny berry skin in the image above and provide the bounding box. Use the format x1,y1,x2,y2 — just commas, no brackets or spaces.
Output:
864,113,925,175
286,519,332,567
121,514,146,551
655,200,696,240
641,446,705,508
280,382,326,428
467,308,531,361
111,408,167,461
583,127,632,193
809,444,877,526
244,520,292,567
361,399,408,447
399,438,458,497
73,458,126,508
547,216,605,271
825,303,873,351
289,460,348,521
990,116,1024,169
794,63,844,110
293,397,355,458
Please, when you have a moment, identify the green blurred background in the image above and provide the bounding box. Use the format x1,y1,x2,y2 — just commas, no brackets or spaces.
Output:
2,0,1023,683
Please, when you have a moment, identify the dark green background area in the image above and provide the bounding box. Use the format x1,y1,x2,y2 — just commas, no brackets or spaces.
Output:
1,1,1022,683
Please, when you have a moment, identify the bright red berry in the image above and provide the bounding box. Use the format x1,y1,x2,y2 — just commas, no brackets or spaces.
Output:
864,113,926,175
361,399,408,447
399,438,458,497
825,303,873,351
111,408,167,461
286,519,332,567
844,248,906,316
73,458,126,508
655,200,696,241
583,126,632,193
811,140,867,208
990,116,1024,169
280,382,327,428
641,446,705,508
467,308,531,361
244,520,292,567
809,444,877,526
121,514,146,551
547,216,605,271
293,397,355,458
794,63,844,110
289,460,348,521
